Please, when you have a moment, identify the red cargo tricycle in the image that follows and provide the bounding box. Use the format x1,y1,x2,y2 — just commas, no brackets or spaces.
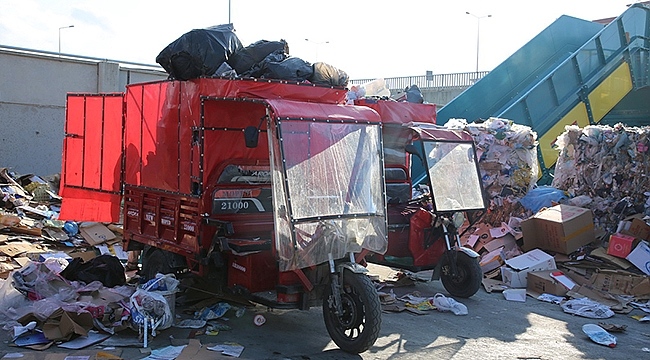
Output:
58,78,388,353
357,100,486,298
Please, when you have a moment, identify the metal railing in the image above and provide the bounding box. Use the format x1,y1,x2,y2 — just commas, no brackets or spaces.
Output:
349,71,489,91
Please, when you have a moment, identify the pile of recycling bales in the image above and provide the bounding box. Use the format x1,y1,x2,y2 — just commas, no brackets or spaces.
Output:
445,117,538,224
552,123,650,232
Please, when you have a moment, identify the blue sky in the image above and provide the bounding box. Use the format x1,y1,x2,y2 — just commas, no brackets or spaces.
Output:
0,0,639,79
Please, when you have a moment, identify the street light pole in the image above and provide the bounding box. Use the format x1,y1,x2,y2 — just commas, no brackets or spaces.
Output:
304,38,329,62
58,25,74,55
466,12,491,74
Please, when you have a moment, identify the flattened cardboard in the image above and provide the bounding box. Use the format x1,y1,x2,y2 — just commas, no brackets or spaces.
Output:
57,331,111,350
590,247,633,270
176,339,230,360
483,233,518,253
42,309,94,341
522,205,595,254
588,269,650,296
0,240,43,257
79,222,116,246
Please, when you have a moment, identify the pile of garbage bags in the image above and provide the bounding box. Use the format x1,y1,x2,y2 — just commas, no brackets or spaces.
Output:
445,117,539,224
552,123,650,232
155,23,348,86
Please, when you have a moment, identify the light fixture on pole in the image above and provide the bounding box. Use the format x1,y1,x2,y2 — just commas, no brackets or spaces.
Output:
466,12,491,73
305,38,329,61
58,25,74,55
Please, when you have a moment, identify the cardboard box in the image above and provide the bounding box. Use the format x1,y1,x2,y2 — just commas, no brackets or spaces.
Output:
522,205,595,254
500,249,556,288
527,270,572,297
607,233,636,258
626,240,650,275
78,222,116,246
619,214,650,240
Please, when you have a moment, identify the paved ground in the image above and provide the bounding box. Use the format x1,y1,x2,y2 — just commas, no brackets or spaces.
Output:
1,264,649,360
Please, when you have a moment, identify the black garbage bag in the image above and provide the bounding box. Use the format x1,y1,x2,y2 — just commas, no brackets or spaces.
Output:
245,50,287,78
309,62,349,87
405,84,424,103
244,50,312,81
60,254,126,288
228,39,289,75
262,57,313,81
156,24,243,81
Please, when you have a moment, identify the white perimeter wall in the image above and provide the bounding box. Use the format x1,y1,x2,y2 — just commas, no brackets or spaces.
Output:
0,48,167,176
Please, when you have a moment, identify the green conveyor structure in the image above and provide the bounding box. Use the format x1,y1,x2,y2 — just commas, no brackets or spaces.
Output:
436,3,650,184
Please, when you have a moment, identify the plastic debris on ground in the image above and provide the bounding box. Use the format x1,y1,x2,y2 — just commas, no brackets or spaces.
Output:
561,297,615,319
432,293,468,315
582,323,617,347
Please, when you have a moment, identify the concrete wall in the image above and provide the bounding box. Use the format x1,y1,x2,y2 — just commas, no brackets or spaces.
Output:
0,48,167,176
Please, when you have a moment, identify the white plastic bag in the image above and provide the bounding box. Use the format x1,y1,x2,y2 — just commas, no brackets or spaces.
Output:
582,323,616,347
433,293,468,316
130,287,173,334
561,298,614,319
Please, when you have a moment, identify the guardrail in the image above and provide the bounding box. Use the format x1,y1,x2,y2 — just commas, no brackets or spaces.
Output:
349,71,489,90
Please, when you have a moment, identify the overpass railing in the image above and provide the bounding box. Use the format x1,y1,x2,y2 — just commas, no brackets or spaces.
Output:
349,71,489,91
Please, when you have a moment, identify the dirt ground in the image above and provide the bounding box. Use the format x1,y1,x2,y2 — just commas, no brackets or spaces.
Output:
1,264,648,360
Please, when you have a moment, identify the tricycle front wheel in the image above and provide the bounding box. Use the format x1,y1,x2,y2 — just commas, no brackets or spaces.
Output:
440,251,482,298
322,271,381,354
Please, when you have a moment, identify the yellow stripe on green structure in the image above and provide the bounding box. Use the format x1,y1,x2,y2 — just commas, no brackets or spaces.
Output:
539,103,590,169
588,62,633,123
538,61,633,173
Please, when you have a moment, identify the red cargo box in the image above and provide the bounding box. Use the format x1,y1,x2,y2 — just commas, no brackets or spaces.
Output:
228,251,277,293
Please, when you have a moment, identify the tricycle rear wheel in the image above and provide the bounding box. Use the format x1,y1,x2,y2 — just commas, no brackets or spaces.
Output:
322,271,381,354
440,252,482,298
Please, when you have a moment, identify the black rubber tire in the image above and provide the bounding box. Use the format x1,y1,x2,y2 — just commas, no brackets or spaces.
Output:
141,247,174,281
322,271,382,354
440,251,482,298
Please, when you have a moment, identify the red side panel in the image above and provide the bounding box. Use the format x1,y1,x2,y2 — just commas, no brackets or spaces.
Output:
355,99,437,125
59,94,124,222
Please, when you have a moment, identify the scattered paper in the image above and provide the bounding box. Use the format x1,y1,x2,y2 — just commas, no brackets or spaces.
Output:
503,288,526,302
207,343,245,357
140,344,187,360
13,321,36,340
